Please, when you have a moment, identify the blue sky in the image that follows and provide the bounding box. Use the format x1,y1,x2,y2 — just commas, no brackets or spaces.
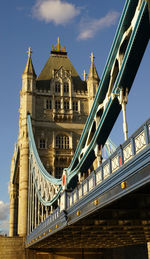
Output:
0,0,149,233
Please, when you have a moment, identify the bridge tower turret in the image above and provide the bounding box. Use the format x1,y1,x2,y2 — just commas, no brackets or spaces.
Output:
9,48,36,237
18,48,36,237
87,52,100,111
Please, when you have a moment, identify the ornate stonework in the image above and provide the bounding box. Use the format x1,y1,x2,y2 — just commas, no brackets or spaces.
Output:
9,39,100,237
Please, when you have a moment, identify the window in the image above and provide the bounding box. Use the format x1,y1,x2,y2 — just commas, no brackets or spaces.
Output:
39,139,46,149
64,101,69,110
56,135,69,149
55,82,60,93
64,82,69,93
55,167,63,179
46,99,52,109
55,100,61,110
73,101,78,111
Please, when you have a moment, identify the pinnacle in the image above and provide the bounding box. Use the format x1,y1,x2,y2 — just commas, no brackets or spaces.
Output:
88,52,100,81
23,47,36,77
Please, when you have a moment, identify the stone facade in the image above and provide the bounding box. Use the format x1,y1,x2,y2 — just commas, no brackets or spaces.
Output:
9,39,100,237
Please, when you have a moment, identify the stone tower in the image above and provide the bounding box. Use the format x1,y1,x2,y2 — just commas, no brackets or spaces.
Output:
9,39,100,237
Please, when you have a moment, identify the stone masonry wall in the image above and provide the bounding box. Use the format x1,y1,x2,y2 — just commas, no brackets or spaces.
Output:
0,236,25,259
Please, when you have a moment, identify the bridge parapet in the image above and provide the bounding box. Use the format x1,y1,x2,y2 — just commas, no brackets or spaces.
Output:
61,118,150,211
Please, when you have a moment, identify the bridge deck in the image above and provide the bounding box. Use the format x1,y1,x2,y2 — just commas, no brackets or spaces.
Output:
26,118,150,249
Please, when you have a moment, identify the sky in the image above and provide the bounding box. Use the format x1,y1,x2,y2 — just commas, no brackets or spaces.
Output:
0,0,150,234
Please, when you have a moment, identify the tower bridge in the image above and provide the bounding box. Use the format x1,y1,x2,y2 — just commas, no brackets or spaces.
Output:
3,0,150,258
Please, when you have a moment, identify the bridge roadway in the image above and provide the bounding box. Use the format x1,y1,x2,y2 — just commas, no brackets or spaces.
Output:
26,118,150,252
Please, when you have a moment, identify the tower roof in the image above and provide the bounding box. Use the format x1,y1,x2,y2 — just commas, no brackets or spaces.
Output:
23,47,36,78
88,52,100,82
36,39,87,91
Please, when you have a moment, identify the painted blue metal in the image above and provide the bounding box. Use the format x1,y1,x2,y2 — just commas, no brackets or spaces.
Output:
26,117,150,246
27,114,61,185
27,114,63,206
26,0,150,221
64,0,150,185
27,115,116,207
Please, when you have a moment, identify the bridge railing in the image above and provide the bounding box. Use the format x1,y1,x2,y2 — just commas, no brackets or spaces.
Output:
60,118,150,211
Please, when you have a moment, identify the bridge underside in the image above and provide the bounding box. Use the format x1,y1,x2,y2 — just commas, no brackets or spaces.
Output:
30,168,150,251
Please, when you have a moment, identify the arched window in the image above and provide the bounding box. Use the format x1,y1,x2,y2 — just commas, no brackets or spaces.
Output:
64,82,69,93
73,101,78,111
39,139,46,149
55,100,61,110
56,135,69,149
55,82,60,93
64,101,69,110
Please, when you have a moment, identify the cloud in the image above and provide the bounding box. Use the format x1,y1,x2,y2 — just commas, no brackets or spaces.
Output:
0,220,9,234
32,0,80,25
0,201,9,221
78,11,120,40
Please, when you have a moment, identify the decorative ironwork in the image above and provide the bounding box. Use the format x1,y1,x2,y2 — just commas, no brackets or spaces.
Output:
123,143,132,163
73,192,77,203
111,155,119,173
89,177,94,191
96,170,102,184
83,182,88,195
78,186,82,199
103,163,110,179
135,131,146,154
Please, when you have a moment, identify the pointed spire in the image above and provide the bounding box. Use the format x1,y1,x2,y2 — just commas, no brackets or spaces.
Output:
90,52,95,63
27,47,32,58
88,52,100,82
57,37,60,51
83,70,87,81
23,47,36,78
51,37,67,54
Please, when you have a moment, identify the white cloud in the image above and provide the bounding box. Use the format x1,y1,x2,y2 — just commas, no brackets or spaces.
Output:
0,201,9,221
32,0,80,25
78,11,120,40
0,220,9,235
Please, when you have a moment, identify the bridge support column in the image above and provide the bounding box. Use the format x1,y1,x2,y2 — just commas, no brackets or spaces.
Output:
122,101,128,141
119,88,128,141
18,142,29,236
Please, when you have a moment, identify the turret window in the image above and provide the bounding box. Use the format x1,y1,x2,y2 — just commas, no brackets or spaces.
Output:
39,139,46,149
55,100,61,110
64,101,69,110
55,82,60,93
56,135,69,149
73,101,78,111
64,82,69,93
